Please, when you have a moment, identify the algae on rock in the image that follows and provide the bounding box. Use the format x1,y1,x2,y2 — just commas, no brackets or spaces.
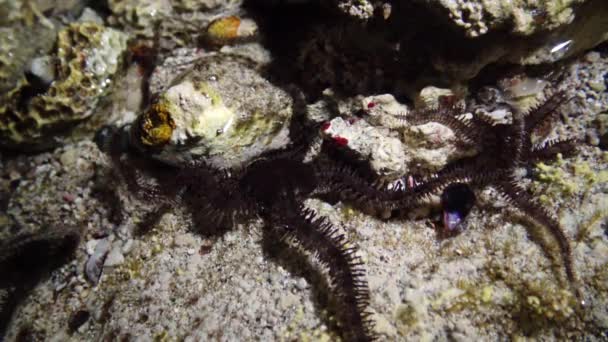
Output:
132,54,294,169
107,0,245,51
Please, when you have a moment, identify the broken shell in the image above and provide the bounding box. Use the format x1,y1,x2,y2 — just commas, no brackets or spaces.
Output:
85,239,111,285
204,16,258,46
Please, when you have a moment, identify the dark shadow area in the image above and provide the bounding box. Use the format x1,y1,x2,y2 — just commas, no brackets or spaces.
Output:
0,227,80,338
243,0,332,97
245,0,605,105
244,0,517,99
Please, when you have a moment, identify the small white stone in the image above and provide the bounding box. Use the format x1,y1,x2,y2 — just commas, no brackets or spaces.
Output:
122,239,134,254
104,246,125,267
239,279,253,293
416,86,455,109
481,108,512,125
86,239,99,255
77,7,104,24
59,148,80,168
27,55,56,86
295,277,307,290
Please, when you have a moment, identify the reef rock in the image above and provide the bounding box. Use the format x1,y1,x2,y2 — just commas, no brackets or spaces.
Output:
426,0,587,38
427,0,608,80
131,54,294,169
403,120,476,173
321,116,407,178
301,0,608,95
0,22,128,149
363,92,477,173
107,0,250,52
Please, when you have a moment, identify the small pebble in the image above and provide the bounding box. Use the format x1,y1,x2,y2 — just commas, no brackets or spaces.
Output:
295,278,307,291
59,149,79,168
279,293,299,310
122,239,134,254
85,239,110,284
104,246,125,267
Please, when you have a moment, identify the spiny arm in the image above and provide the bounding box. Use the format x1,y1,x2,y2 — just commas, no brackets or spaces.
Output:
177,161,250,233
269,205,376,342
496,179,580,300
406,106,483,145
528,138,578,162
523,90,571,136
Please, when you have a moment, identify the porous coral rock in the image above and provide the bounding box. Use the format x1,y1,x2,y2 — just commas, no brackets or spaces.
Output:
336,0,374,20
108,0,173,33
361,92,476,173
403,120,477,173
133,54,294,168
0,22,128,149
321,116,407,178
430,0,608,80
148,48,208,96
308,0,607,94
149,43,271,97
416,0,602,38
361,94,410,128
0,0,91,28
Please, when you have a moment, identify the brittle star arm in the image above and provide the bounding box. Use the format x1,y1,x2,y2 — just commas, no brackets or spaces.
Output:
495,179,580,300
269,204,376,342
174,161,251,232
523,90,571,136
528,137,578,162
405,105,488,145
310,159,402,215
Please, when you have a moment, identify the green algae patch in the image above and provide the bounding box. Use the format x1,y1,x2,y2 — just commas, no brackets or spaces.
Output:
533,153,608,206
394,304,419,332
